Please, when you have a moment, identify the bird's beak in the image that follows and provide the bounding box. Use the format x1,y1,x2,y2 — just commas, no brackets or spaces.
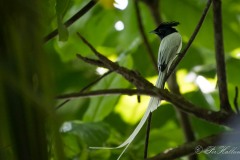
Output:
150,30,157,34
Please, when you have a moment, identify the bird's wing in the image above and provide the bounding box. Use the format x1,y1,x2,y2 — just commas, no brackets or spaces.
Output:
158,32,182,73
151,32,182,111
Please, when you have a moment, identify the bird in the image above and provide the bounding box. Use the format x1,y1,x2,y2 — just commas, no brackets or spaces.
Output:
90,21,182,160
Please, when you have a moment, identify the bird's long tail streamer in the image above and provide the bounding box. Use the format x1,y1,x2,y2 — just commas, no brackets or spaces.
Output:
90,72,166,160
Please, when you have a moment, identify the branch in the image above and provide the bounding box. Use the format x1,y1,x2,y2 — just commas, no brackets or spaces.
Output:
148,131,240,160
144,112,152,159
134,0,158,157
141,0,161,24
56,88,231,125
56,88,155,99
147,134,219,160
75,32,231,125
160,89,230,125
234,86,239,114
134,0,158,71
76,33,154,89
55,70,112,110
44,0,97,43
76,54,107,68
166,0,212,81
212,0,231,112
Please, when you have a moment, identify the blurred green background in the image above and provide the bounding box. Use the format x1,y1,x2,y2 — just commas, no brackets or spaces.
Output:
1,0,240,159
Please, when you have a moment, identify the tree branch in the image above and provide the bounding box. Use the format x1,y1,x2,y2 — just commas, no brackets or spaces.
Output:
147,134,219,160
141,0,162,25
166,0,212,81
134,0,158,71
234,86,239,114
56,88,231,125
56,88,155,99
76,54,107,68
44,0,98,43
134,0,158,157
76,33,154,89
55,70,112,110
148,131,240,160
212,0,231,112
144,112,152,159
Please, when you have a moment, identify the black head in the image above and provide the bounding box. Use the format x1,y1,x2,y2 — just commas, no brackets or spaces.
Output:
151,21,180,39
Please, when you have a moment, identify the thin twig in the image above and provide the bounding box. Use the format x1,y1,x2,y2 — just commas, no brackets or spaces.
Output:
81,70,113,92
212,0,231,112
141,0,161,24
76,33,113,67
76,33,154,89
55,99,70,110
134,0,158,157
234,86,239,114
134,0,158,71
166,0,212,81
144,112,152,159
56,88,155,99
55,70,112,110
44,0,97,43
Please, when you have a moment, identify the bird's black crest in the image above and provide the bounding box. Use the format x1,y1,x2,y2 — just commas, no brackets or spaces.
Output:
151,21,180,39
158,21,180,28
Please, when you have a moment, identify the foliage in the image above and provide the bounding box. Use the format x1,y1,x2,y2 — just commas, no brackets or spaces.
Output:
1,0,240,160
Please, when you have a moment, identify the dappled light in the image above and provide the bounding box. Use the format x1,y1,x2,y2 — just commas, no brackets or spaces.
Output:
1,0,240,160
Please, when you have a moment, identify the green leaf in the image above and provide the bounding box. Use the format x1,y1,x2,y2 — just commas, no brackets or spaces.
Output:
83,54,133,122
62,134,81,158
191,117,226,138
226,58,240,85
89,149,111,160
65,121,111,146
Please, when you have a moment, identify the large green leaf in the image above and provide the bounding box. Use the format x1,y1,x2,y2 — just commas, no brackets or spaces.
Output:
63,121,110,146
83,54,133,122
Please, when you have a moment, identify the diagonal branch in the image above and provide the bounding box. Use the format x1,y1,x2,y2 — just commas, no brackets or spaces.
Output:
166,0,212,81
76,54,107,68
56,88,155,99
44,0,98,43
134,0,158,71
76,33,154,89
55,70,112,110
212,0,231,112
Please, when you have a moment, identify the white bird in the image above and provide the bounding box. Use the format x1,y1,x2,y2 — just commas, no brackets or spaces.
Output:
90,21,182,160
